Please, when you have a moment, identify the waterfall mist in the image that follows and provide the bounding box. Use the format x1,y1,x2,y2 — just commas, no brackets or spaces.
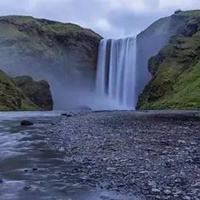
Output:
0,60,96,111
95,37,137,110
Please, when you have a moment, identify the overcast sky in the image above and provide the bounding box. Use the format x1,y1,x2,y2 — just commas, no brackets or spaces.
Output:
0,0,200,38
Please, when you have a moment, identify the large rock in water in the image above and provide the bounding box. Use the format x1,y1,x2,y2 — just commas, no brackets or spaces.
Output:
137,10,200,110
13,76,53,110
0,15,102,109
0,69,40,111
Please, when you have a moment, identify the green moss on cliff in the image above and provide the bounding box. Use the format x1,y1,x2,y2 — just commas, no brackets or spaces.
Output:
179,10,200,17
0,15,102,73
138,61,200,109
0,69,39,111
137,10,200,110
0,16,102,108
13,76,53,110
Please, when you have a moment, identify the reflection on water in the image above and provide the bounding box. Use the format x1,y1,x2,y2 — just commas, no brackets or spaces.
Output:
0,112,135,200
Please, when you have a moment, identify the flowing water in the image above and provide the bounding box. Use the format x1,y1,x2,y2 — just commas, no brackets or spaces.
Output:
0,111,134,200
96,38,137,110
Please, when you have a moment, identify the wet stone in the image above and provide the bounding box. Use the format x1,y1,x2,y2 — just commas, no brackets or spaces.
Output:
184,196,191,200
152,188,161,193
164,189,172,195
20,120,34,126
23,185,31,191
61,113,72,117
58,147,65,152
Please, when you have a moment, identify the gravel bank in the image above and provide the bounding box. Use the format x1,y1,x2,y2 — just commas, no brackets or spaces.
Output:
46,110,200,200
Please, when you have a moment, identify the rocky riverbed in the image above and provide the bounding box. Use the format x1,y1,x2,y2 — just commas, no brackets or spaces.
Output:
47,110,200,200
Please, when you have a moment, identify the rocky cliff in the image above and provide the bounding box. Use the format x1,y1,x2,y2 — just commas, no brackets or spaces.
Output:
0,69,42,111
0,16,102,109
137,10,200,110
13,76,53,110
136,16,174,98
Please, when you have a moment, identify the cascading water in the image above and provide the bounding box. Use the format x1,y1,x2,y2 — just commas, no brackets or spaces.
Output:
96,37,137,110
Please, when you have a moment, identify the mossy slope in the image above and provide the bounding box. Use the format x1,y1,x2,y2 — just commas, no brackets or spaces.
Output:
0,69,40,111
13,76,53,110
0,15,101,77
137,10,200,110
0,16,102,109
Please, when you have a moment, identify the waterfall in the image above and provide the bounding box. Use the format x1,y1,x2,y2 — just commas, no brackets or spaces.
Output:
96,37,137,110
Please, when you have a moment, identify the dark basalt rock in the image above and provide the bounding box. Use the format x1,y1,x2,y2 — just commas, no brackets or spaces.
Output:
23,185,31,191
61,113,72,117
20,120,34,126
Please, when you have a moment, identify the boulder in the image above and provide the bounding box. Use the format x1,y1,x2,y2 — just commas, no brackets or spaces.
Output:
20,120,34,126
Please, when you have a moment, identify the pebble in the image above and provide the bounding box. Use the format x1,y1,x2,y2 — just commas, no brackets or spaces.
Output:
184,196,191,200
164,189,171,195
148,181,157,187
58,147,65,152
152,188,161,193
178,140,186,144
46,110,200,199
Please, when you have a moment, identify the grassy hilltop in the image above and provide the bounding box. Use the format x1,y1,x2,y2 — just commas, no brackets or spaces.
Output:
137,10,200,110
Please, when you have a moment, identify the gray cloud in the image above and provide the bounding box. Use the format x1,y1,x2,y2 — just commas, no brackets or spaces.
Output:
0,0,200,38
107,9,166,37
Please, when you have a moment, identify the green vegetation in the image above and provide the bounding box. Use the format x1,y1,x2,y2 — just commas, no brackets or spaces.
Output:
0,15,101,76
178,10,200,17
14,76,53,110
196,113,200,118
137,10,200,110
0,69,40,111
0,15,102,111
0,15,100,37
0,69,53,111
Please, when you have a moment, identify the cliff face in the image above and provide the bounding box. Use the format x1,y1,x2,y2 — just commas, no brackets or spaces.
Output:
0,16,102,109
13,76,53,110
0,69,38,111
0,69,53,111
137,10,200,109
136,16,174,98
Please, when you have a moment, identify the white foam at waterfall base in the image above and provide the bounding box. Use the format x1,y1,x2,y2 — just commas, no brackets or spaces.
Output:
95,37,137,110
